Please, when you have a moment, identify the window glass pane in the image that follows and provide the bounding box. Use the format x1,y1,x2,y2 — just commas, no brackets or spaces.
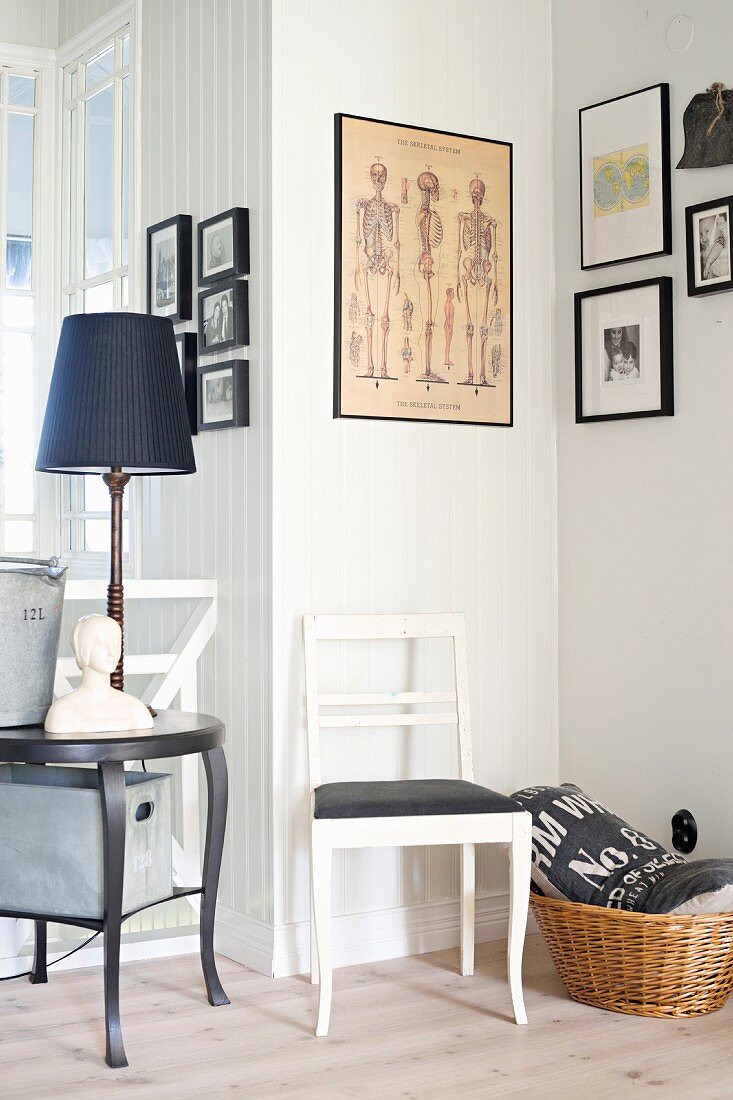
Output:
84,518,108,551
6,113,34,289
1,295,34,329
84,281,113,312
83,475,110,511
0,333,34,515
84,517,127,552
122,34,130,67
121,275,129,308
121,75,129,266
84,84,114,278
9,75,35,107
4,520,34,552
85,44,114,90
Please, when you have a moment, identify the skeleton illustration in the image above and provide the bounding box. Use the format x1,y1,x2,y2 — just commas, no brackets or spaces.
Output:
348,293,360,324
443,287,455,367
401,336,413,374
491,343,502,378
490,307,503,338
402,293,413,331
456,177,499,386
349,330,363,370
401,177,409,204
355,161,401,377
415,170,443,380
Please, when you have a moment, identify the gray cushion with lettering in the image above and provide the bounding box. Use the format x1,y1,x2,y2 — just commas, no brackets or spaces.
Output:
510,783,685,911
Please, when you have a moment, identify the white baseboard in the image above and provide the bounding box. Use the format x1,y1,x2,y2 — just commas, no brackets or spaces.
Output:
0,928,199,980
215,906,276,976
216,892,522,979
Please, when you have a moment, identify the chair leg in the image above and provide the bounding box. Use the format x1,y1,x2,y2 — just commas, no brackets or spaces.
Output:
311,840,333,1036
507,813,531,1025
310,856,319,986
460,843,475,977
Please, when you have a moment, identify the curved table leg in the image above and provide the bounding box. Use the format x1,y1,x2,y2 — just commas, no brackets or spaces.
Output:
200,747,230,1007
100,762,128,1069
29,921,48,985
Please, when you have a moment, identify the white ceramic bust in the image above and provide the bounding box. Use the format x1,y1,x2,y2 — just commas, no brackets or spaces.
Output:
44,614,154,734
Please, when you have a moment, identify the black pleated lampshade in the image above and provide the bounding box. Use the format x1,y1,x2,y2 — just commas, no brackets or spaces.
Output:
36,312,196,475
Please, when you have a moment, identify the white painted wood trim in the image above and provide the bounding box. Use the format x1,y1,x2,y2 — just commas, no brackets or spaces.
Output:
56,1,133,65
216,893,530,980
318,691,457,706
319,712,458,729
0,43,56,67
0,932,200,980
312,813,517,848
310,613,465,641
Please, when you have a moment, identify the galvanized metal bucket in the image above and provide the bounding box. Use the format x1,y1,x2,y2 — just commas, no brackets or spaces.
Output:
0,556,67,728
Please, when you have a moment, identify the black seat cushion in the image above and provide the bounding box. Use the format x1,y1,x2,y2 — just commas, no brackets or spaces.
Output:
314,779,523,819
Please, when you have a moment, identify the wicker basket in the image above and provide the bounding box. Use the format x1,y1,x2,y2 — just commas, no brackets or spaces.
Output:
531,892,733,1018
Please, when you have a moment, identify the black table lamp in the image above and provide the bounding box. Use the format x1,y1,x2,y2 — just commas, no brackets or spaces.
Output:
36,313,196,691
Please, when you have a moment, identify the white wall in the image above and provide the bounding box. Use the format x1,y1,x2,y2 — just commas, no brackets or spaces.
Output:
554,1,733,855
268,0,557,973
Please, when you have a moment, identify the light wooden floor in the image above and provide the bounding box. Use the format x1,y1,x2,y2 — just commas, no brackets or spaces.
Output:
1,934,732,1098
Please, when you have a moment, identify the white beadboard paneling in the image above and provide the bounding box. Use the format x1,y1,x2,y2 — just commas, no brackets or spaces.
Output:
271,0,557,931
0,0,58,48
56,0,119,44
137,0,272,926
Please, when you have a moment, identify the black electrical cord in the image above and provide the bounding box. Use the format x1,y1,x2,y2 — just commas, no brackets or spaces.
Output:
0,930,102,982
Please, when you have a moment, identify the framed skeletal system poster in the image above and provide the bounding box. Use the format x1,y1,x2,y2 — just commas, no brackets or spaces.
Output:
334,114,513,427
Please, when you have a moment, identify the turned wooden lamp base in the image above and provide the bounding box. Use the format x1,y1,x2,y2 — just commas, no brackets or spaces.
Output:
102,468,130,692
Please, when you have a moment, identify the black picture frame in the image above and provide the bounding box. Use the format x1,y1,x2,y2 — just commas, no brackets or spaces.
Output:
175,332,198,435
197,279,249,355
197,359,249,431
579,84,672,270
575,276,674,423
685,195,733,297
333,112,513,427
146,214,192,321
198,207,250,285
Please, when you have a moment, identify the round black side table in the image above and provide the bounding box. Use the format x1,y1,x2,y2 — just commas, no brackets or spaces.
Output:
0,711,229,1068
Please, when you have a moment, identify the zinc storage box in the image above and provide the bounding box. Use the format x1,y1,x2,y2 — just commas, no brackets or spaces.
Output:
0,764,172,920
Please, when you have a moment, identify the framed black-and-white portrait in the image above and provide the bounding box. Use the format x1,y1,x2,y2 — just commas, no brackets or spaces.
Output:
197,279,249,355
579,84,671,269
575,276,673,422
146,214,192,321
685,196,733,296
197,359,249,431
175,332,198,435
198,207,250,285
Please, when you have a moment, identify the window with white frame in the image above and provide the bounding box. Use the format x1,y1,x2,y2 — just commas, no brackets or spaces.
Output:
61,25,133,568
0,64,41,556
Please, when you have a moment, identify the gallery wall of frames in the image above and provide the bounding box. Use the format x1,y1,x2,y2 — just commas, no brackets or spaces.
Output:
146,207,251,433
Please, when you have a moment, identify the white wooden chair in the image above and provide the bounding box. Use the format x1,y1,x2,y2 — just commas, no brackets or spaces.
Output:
303,612,532,1037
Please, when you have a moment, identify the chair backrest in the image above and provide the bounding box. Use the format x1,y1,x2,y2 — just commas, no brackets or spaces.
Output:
302,613,473,791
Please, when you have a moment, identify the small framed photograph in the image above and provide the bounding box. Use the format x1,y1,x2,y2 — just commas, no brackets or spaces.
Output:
685,196,733,296
198,279,249,355
198,207,250,285
575,276,673,423
197,359,249,431
579,84,671,269
146,214,192,321
175,332,198,435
